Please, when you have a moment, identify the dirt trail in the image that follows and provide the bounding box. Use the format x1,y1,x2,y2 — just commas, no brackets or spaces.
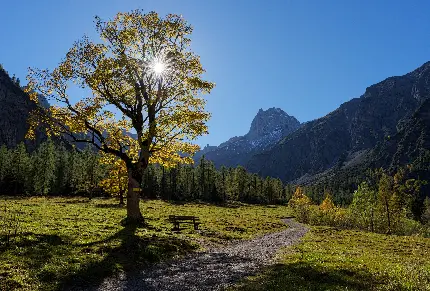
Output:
84,218,308,291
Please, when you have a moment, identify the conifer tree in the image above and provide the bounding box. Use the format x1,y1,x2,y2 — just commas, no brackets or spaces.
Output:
198,156,206,199
234,166,247,201
53,144,71,195
32,139,57,195
0,145,11,191
219,166,227,201
11,143,31,194
205,160,217,201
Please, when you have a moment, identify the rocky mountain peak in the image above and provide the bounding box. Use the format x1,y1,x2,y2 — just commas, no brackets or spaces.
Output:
194,107,301,168
247,107,300,140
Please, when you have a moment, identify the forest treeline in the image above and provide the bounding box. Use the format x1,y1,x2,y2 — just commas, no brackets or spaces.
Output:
0,141,103,196
0,140,295,204
0,140,429,221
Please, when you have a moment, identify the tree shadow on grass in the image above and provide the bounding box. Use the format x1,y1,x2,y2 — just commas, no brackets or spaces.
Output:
234,261,382,291
59,223,199,291
0,232,70,291
0,232,67,259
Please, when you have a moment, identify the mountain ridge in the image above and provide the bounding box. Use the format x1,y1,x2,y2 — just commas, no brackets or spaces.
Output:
0,66,47,149
247,61,430,182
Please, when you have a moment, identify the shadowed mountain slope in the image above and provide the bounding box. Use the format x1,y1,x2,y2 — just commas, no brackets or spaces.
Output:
247,62,430,182
194,108,300,168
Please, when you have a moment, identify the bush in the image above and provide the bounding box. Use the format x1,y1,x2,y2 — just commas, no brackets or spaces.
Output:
396,218,425,236
289,185,428,237
288,187,312,223
308,204,353,228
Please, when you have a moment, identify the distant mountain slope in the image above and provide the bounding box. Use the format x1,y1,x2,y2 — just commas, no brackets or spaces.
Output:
248,62,430,182
194,108,300,168
0,67,46,149
371,97,430,169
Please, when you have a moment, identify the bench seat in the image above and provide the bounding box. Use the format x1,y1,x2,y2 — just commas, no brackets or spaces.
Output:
168,215,200,230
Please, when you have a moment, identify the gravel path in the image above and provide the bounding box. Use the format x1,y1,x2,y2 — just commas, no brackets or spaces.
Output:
86,218,308,291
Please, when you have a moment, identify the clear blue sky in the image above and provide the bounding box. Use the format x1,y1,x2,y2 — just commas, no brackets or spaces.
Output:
2,1,430,147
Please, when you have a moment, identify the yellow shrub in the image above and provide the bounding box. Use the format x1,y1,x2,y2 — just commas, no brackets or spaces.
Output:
289,187,313,223
319,193,335,213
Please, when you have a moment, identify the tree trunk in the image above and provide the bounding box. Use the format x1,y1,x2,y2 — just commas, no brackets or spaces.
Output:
118,172,125,206
119,189,125,206
385,197,391,234
126,166,144,224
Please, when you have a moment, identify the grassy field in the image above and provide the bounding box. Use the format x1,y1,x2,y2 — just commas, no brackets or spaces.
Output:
0,197,291,291
232,227,430,291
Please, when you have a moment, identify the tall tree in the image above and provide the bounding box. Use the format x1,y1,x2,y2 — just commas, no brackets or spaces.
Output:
234,166,247,201
26,10,214,223
32,139,57,195
378,173,394,233
197,156,206,199
11,143,31,194
53,144,71,195
350,182,377,231
0,145,11,191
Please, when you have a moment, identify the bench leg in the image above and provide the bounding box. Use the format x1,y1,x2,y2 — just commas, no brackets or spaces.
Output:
194,223,199,230
173,222,180,231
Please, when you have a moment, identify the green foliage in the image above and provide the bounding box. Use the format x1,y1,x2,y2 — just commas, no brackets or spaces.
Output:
422,197,430,225
378,173,396,233
70,146,105,196
291,177,429,236
0,145,11,188
288,187,312,223
232,227,430,291
349,182,378,231
0,141,107,196
0,197,291,290
10,143,31,194
138,157,294,205
32,139,57,195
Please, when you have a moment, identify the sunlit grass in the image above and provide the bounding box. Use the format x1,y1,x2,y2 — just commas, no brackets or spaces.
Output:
231,227,430,291
0,197,291,290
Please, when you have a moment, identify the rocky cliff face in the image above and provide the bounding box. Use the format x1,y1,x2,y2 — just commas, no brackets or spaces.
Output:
0,68,37,148
194,108,300,167
370,97,430,169
247,62,430,182
247,108,300,142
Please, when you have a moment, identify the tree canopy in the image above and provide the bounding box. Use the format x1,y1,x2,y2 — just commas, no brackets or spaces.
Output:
26,10,214,222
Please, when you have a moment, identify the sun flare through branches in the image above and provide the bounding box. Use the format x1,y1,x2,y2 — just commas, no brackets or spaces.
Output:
152,61,165,76
25,10,215,222
147,53,171,79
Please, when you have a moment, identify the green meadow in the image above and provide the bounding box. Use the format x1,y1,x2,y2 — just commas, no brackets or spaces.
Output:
232,227,430,291
2,197,430,291
0,197,290,291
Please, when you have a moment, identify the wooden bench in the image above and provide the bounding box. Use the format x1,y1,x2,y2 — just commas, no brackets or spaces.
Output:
168,215,201,231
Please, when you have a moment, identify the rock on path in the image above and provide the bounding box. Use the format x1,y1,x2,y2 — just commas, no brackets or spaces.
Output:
85,218,308,291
